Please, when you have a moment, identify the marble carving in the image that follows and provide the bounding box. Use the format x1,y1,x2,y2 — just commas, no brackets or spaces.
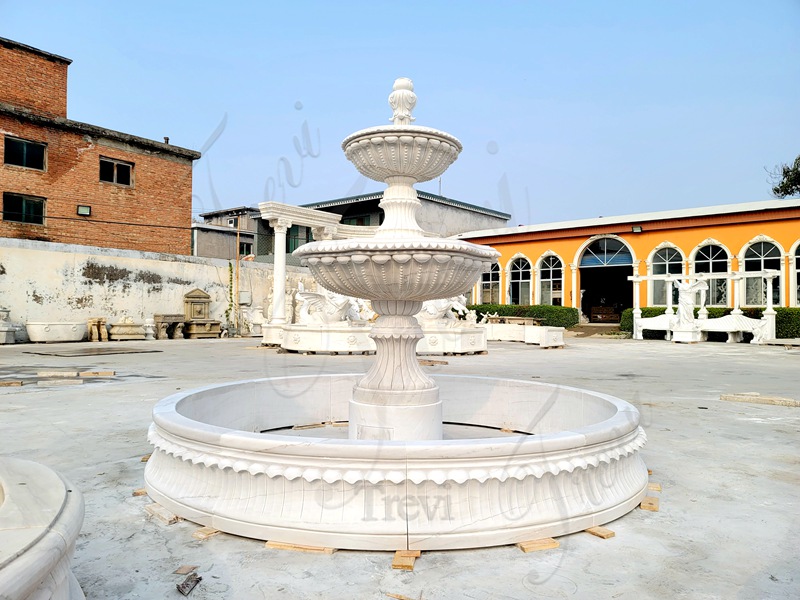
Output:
0,458,85,599
145,78,648,551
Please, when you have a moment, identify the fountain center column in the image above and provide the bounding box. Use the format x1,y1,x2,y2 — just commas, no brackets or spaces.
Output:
350,299,441,441
374,176,424,239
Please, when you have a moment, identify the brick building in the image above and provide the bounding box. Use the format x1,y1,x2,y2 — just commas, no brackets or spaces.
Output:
0,37,200,254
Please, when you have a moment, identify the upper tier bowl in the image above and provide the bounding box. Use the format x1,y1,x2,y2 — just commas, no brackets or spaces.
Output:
342,125,462,183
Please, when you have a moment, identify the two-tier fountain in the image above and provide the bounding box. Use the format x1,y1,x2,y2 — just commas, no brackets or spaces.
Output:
144,79,648,550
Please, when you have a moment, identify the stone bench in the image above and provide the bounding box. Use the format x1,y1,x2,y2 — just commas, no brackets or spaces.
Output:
480,323,565,348
633,313,676,340
696,314,769,344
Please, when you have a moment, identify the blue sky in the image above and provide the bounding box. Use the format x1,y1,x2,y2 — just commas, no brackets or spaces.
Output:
4,1,799,226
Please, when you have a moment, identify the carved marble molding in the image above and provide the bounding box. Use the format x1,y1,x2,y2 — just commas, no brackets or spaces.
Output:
0,458,85,599
144,374,648,550
295,238,498,302
269,218,292,233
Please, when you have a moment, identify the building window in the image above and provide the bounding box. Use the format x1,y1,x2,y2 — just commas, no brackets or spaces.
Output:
227,217,239,228
744,241,781,306
2,192,45,224
694,244,728,306
239,241,253,256
580,238,632,267
652,247,683,305
4,136,46,170
481,263,500,304
99,157,133,186
342,215,369,226
539,256,563,306
795,245,800,307
509,258,531,305
286,225,312,253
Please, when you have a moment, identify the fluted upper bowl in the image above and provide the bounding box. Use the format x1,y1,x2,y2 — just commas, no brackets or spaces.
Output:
342,125,462,183
294,237,498,302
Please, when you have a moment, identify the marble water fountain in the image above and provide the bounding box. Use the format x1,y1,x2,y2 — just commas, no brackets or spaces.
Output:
144,79,648,550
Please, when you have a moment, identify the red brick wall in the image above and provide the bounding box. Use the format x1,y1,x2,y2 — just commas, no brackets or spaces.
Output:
0,41,69,117
0,115,194,254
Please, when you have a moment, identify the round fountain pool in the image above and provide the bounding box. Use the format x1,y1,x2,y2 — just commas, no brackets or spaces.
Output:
145,374,647,551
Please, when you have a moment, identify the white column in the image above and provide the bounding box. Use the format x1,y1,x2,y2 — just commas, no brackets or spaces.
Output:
664,279,674,341
570,263,578,309
269,218,291,324
628,275,642,340
665,279,675,316
761,271,778,341
311,225,336,241
732,257,744,315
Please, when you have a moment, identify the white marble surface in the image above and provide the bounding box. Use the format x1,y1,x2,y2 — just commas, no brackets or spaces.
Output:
523,325,565,347
0,458,85,599
24,322,87,343
145,374,648,550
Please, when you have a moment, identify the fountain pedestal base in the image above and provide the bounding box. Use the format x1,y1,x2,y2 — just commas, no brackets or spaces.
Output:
349,396,442,440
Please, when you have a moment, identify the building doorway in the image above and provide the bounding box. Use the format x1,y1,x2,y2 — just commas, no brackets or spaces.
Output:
579,238,633,322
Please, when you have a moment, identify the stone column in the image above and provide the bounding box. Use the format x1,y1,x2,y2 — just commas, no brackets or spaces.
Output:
311,225,337,241
269,218,291,324
570,264,578,309
350,299,441,441
664,279,674,341
762,271,778,341
261,218,292,346
630,276,642,339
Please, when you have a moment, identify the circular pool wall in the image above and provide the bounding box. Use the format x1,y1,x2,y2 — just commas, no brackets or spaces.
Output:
145,375,648,551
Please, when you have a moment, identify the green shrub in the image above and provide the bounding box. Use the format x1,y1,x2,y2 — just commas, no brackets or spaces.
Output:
467,304,580,328
619,307,665,332
776,307,800,339
620,306,800,340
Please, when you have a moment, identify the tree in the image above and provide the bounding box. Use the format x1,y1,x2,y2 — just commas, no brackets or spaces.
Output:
769,154,800,198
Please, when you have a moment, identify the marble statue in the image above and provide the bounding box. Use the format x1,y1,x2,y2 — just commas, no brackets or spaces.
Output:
296,283,357,325
416,295,468,323
675,279,708,327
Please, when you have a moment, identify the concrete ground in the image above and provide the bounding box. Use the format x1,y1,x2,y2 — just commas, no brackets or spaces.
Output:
1,335,798,600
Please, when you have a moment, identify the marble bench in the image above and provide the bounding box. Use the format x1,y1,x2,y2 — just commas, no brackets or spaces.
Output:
696,314,769,344
633,313,676,340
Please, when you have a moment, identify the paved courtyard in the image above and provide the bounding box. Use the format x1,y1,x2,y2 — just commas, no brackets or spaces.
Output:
1,335,798,599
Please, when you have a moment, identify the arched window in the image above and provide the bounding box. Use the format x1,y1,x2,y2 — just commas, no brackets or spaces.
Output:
481,263,500,304
652,247,683,305
509,258,531,305
580,238,632,267
539,256,563,306
744,242,781,306
694,244,729,306
796,245,800,306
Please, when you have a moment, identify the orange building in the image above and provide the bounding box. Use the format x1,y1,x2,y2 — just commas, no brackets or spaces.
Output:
459,199,800,321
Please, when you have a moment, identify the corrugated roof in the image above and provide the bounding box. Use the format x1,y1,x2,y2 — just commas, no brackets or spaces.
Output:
301,191,511,220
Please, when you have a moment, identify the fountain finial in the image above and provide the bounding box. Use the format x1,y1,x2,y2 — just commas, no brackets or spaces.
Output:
388,77,416,125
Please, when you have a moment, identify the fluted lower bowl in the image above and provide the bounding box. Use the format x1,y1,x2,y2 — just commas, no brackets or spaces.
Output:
144,374,648,550
293,237,499,302
342,125,462,183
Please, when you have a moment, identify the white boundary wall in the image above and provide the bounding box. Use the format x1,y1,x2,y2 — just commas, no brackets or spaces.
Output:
0,238,313,341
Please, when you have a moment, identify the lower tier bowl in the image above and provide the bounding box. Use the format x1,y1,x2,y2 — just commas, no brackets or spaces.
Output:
145,374,648,551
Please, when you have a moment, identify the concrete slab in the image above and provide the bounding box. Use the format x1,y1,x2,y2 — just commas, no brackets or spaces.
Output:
1,337,798,599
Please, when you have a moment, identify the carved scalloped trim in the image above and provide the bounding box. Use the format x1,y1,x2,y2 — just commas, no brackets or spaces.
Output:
295,238,499,259
342,125,463,151
148,427,646,485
